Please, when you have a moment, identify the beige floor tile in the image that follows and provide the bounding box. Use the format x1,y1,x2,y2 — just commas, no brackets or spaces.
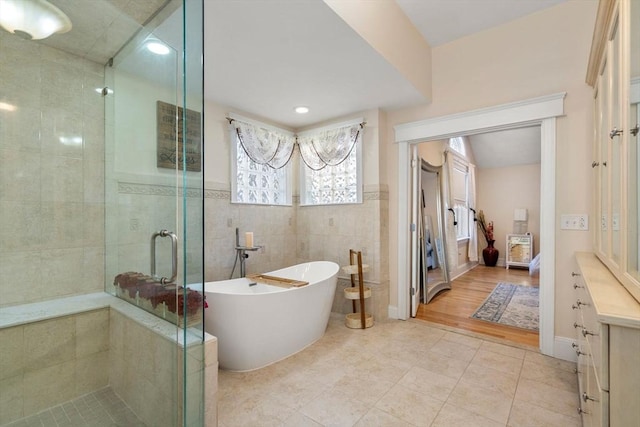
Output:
447,379,514,424
520,358,578,393
429,339,479,362
281,411,323,427
352,353,413,384
524,351,576,373
458,362,519,397
304,356,353,387
479,340,526,360
414,349,471,380
375,383,444,426
331,373,396,406
300,389,371,426
267,372,329,410
377,339,434,365
442,330,484,349
397,366,458,401
431,402,506,427
220,395,296,427
354,407,414,427
470,348,524,376
508,400,582,427
514,378,580,420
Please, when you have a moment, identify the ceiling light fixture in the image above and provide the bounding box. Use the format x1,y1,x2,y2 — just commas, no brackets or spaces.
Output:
294,106,309,114
146,40,171,55
0,0,72,40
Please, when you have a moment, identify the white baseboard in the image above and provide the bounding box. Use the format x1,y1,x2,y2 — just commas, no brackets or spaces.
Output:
554,336,578,362
388,305,398,320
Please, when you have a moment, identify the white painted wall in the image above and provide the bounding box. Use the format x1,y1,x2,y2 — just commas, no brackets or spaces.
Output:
386,0,597,339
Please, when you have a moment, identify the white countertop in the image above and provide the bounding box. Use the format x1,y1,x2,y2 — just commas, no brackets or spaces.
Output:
576,252,640,329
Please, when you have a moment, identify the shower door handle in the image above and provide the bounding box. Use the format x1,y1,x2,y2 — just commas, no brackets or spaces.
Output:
151,230,178,284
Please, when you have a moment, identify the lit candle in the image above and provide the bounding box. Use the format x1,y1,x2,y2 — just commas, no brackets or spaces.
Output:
245,232,254,248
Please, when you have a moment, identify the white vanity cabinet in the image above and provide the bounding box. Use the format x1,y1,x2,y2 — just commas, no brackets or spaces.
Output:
573,252,640,427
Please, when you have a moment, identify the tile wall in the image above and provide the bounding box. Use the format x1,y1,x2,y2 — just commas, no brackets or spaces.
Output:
0,31,105,307
204,183,390,321
109,308,217,427
0,309,110,425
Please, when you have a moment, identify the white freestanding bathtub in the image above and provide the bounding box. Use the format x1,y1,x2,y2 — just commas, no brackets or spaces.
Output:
196,261,339,371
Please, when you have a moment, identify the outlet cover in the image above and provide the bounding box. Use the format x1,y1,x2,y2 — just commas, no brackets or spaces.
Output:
560,214,589,230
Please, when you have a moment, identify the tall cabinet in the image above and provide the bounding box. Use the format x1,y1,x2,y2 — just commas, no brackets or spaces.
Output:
587,0,640,302
582,1,640,426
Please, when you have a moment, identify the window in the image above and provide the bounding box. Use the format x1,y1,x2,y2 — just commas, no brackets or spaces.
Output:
449,136,466,156
299,124,363,206
230,117,292,205
451,157,470,239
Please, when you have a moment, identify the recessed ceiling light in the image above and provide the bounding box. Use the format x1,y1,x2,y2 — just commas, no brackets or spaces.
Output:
294,106,309,114
146,41,170,55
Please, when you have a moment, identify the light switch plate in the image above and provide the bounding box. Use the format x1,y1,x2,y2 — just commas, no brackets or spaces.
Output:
561,214,589,230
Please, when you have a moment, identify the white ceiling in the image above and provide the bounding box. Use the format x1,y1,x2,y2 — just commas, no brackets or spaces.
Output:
202,0,558,167
469,127,541,169
395,0,567,47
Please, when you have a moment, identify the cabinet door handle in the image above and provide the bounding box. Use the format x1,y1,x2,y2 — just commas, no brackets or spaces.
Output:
573,322,583,329
582,392,598,402
609,127,623,139
582,329,598,337
591,161,599,168
573,283,584,289
571,272,581,277
631,124,639,136
577,407,590,415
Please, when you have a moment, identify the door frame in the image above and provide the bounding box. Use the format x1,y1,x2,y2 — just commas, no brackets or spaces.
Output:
394,92,566,356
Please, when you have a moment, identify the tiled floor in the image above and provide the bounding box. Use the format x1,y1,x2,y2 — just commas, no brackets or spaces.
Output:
4,387,145,427
218,314,580,427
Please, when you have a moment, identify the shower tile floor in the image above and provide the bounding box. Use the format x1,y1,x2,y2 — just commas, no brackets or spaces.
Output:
218,314,581,427
4,387,145,427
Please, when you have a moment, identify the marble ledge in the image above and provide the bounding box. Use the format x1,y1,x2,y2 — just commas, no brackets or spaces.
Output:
575,252,640,329
0,292,216,347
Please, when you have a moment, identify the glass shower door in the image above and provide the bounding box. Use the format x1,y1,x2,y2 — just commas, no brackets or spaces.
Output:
104,0,204,425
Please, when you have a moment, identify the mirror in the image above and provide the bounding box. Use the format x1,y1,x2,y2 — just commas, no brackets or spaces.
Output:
418,159,451,304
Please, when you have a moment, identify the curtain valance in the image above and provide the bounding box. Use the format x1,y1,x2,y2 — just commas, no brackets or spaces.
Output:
233,120,296,169
229,116,364,170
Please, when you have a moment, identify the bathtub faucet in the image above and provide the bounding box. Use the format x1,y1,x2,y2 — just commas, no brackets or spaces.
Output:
233,228,258,277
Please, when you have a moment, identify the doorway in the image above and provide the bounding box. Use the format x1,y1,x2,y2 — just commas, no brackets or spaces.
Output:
395,93,565,356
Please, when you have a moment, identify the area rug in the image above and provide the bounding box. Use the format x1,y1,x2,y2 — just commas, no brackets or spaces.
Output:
471,283,539,331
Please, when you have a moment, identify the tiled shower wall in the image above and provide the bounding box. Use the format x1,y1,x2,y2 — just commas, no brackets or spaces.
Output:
0,31,105,307
204,183,390,321
0,309,110,425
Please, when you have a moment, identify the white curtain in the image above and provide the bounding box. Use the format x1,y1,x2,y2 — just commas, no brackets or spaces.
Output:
233,119,362,170
467,163,478,262
233,120,296,169
298,124,361,170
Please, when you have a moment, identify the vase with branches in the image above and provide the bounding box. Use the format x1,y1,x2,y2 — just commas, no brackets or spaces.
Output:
477,210,499,266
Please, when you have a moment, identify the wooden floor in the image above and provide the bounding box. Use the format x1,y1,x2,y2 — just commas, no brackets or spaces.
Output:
415,265,540,348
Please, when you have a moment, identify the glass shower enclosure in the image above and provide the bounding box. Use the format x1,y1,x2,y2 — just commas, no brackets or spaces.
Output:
104,0,205,425
0,0,206,425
